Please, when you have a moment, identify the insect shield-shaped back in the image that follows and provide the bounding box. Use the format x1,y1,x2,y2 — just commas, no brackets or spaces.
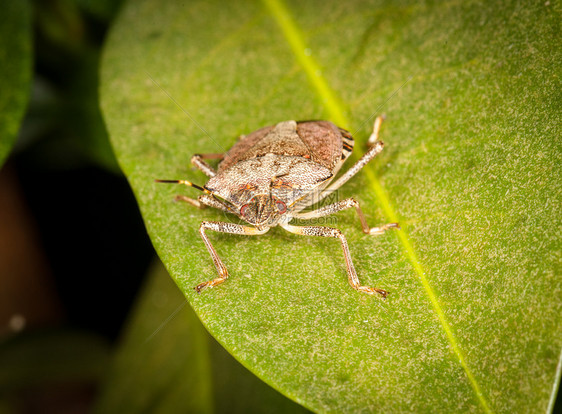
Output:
205,120,355,226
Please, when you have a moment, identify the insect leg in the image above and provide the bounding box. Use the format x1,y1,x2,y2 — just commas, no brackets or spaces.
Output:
280,223,387,298
367,114,385,146
191,153,224,178
292,197,399,235
174,195,204,209
314,116,386,205
196,194,233,213
174,194,231,212
197,221,269,292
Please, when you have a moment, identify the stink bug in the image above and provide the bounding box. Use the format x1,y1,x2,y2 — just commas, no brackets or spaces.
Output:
156,116,399,298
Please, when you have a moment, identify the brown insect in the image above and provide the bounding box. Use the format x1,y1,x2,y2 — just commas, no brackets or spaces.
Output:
156,116,399,298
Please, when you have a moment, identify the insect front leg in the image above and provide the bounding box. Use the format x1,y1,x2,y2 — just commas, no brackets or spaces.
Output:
280,223,387,298
174,195,204,209
197,194,234,213
175,194,232,214
292,198,399,235
197,221,269,292
191,153,224,178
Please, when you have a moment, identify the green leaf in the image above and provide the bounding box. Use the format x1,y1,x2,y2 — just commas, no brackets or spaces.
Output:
100,0,561,412
0,0,32,166
94,261,310,414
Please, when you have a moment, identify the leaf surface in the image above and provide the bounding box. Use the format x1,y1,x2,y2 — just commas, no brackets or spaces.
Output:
101,0,562,412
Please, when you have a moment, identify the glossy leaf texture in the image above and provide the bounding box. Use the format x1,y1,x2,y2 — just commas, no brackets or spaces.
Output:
0,1,32,166
100,0,561,412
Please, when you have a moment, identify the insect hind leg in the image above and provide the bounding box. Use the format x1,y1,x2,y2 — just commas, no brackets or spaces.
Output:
280,222,387,298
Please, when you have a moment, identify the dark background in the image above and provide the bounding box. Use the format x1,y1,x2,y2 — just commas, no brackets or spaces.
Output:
6,0,152,340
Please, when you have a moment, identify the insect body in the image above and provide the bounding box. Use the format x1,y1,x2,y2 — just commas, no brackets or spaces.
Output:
157,116,399,298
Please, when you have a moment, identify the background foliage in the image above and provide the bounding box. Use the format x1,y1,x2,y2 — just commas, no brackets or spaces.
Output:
0,1,32,165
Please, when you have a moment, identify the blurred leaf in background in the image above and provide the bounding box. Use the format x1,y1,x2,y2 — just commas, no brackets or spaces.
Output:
101,0,561,412
0,0,32,166
18,0,120,171
0,330,110,413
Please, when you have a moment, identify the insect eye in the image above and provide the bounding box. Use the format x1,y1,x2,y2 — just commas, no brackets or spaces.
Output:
240,204,249,217
276,200,287,214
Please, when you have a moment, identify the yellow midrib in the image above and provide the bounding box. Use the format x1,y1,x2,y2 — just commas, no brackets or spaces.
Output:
262,0,492,412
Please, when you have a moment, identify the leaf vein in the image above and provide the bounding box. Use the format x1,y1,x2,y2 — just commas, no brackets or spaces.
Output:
262,0,493,412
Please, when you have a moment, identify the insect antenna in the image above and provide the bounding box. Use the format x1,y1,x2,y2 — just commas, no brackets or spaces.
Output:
154,179,211,194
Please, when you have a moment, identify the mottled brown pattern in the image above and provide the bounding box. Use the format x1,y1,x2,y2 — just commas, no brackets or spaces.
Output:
236,121,310,161
219,120,353,173
296,121,348,170
218,125,274,172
